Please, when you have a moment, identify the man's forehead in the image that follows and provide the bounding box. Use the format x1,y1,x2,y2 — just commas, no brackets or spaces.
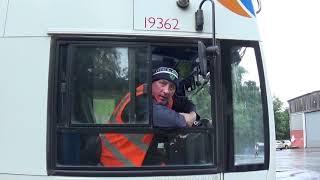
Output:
156,79,176,86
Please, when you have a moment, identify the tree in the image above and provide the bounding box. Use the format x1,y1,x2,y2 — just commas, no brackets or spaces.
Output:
273,97,290,140
189,82,212,120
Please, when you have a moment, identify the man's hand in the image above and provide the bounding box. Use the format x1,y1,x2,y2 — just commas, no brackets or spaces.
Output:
179,111,197,127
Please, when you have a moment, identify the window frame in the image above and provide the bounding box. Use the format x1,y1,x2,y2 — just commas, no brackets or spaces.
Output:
220,40,270,172
47,36,218,176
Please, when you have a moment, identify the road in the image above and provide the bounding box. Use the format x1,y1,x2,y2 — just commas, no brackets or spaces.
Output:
276,148,320,179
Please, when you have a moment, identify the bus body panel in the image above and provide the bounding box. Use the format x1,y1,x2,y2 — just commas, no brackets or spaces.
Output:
4,0,259,41
48,0,133,37
0,0,274,179
0,174,221,180
0,37,50,175
0,0,8,36
224,170,268,180
4,0,49,37
259,42,276,180
134,0,260,40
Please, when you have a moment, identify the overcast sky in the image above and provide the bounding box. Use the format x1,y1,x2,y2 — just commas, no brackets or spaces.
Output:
256,0,320,105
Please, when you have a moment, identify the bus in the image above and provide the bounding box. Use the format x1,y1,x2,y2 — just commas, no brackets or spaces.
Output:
0,0,275,179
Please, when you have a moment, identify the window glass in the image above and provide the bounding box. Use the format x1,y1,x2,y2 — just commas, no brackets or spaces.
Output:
231,47,265,165
57,131,213,167
187,80,212,121
53,42,215,171
71,46,149,124
151,45,214,124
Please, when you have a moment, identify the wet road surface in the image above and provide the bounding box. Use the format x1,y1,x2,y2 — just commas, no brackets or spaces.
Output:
276,148,320,179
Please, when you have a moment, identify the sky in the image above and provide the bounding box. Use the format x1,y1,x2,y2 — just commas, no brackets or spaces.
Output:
256,0,320,105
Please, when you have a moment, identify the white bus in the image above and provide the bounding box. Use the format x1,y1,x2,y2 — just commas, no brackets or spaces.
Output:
0,0,275,179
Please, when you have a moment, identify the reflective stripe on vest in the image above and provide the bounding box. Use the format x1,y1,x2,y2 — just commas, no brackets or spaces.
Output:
100,84,153,167
101,133,153,167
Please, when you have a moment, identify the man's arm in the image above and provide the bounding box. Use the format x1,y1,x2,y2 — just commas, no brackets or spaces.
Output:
179,112,197,127
173,96,198,126
153,103,187,127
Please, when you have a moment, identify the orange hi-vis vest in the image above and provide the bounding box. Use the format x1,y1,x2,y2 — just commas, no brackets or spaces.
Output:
100,84,173,167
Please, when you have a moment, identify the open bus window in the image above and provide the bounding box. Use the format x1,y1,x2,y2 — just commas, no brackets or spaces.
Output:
152,45,213,122
230,46,265,165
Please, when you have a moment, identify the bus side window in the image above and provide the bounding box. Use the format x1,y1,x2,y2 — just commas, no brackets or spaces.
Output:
231,47,265,165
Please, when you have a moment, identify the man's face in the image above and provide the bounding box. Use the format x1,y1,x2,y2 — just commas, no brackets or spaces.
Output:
152,79,176,105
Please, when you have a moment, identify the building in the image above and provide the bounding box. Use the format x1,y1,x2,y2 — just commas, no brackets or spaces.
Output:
288,90,320,148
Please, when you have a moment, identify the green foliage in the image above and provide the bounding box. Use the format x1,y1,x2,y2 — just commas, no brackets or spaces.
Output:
190,59,266,155
93,99,115,124
72,47,129,124
273,97,290,139
231,57,265,154
189,83,212,120
189,61,266,155
232,74,264,153
73,47,128,92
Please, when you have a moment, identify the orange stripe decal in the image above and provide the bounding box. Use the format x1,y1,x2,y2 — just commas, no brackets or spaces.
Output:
218,0,250,17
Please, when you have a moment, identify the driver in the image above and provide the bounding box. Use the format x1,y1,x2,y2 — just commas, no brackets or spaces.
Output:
152,66,197,127
100,66,198,167
143,66,198,165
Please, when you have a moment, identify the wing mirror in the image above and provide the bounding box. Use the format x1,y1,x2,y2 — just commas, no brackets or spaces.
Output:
197,41,220,76
197,41,208,76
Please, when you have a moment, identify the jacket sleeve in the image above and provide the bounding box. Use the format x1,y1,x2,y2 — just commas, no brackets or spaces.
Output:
172,96,196,113
153,103,187,128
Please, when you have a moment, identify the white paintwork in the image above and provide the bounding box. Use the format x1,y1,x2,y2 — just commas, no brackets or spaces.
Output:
133,0,259,40
224,170,268,180
0,174,220,180
3,0,260,41
4,0,49,36
0,0,273,179
0,0,8,36
257,42,276,180
48,0,133,36
0,37,50,175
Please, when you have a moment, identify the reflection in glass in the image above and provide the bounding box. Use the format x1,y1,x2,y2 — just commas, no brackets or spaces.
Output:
231,47,265,165
187,78,212,121
150,46,213,121
71,46,148,124
57,132,213,167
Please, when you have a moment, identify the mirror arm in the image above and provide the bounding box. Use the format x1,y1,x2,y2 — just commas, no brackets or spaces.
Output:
196,0,220,62
207,45,220,56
